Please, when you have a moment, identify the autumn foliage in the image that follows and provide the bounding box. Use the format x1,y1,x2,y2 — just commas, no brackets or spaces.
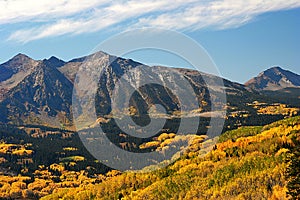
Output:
0,116,299,199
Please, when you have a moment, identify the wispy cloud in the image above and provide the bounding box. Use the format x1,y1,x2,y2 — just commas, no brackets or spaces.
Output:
4,0,300,43
0,0,109,23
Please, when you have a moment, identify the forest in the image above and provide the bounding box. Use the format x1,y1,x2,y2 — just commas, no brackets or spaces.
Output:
0,116,299,199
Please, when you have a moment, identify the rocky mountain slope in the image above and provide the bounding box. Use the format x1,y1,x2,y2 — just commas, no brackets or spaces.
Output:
0,53,299,130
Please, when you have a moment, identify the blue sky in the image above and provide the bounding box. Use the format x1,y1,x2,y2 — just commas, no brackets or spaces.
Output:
0,0,299,83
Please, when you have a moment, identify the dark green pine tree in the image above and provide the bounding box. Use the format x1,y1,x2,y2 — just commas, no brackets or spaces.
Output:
286,134,300,200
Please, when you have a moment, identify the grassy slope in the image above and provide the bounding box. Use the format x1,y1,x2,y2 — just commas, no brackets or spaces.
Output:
41,116,300,200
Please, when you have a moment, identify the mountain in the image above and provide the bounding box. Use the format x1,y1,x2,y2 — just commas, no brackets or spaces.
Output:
70,52,251,130
0,56,73,128
0,53,299,130
0,53,39,82
245,66,300,91
0,54,40,101
43,56,66,68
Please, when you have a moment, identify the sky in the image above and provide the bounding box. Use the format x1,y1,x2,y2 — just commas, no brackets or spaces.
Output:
0,0,299,83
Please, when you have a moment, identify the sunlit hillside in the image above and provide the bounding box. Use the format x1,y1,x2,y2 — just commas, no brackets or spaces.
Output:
1,116,296,199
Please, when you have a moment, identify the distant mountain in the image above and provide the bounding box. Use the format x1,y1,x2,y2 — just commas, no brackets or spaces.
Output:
245,66,300,91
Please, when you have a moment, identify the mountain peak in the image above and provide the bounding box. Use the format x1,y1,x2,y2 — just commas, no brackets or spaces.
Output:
264,66,285,74
0,53,39,86
43,56,65,68
11,53,33,61
48,56,60,61
269,66,282,70
245,66,300,91
68,51,109,63
0,53,38,73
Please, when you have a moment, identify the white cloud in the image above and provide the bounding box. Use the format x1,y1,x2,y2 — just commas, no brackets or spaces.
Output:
136,0,300,30
4,0,300,43
0,0,109,24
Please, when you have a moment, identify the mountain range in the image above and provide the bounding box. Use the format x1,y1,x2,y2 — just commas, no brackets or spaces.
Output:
0,52,299,130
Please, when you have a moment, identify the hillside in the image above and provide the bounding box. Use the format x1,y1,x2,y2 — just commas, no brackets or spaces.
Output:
46,116,299,200
0,116,298,199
